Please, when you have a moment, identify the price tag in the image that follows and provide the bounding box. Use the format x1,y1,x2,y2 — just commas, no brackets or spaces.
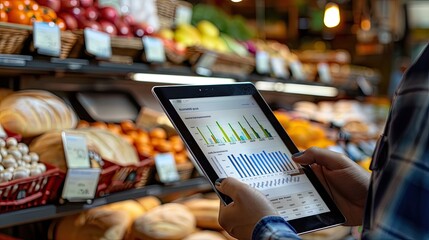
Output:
62,168,101,201
195,52,217,76
175,5,192,25
142,36,166,63
256,51,270,74
33,22,61,57
317,62,332,83
84,28,112,59
62,132,90,168
270,57,288,79
290,60,306,80
0,124,6,138
155,153,180,183
356,76,374,96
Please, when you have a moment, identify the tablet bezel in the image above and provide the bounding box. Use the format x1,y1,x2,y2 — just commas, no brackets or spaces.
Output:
152,83,345,234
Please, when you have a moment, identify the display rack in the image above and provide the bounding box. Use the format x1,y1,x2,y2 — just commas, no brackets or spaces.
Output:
0,177,210,229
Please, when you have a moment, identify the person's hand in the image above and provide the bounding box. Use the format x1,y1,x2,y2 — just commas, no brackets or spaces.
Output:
292,147,370,226
215,177,278,240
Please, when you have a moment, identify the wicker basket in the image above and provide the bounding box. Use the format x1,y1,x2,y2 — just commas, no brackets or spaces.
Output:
111,36,143,64
156,0,193,29
0,22,31,55
59,30,78,59
187,46,255,76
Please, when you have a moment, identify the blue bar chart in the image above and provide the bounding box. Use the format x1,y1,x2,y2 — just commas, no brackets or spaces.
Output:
227,151,299,178
248,175,301,189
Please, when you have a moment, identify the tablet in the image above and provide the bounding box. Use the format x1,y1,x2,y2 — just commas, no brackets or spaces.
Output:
152,83,345,234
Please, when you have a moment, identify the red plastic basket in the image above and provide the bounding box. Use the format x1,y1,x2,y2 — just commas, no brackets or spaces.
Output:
0,163,64,213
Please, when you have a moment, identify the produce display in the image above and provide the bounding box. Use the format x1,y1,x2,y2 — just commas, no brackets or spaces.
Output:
0,137,45,183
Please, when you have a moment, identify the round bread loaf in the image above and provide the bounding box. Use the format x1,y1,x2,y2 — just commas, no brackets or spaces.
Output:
136,196,162,212
0,90,77,137
131,203,196,240
182,198,222,230
30,128,139,171
183,230,227,240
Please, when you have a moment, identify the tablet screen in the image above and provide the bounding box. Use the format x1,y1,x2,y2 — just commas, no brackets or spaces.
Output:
170,95,330,221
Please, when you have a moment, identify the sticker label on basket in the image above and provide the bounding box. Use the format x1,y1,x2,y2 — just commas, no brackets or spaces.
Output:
290,60,306,80
256,51,270,74
155,153,180,183
271,57,288,78
62,168,101,201
142,36,166,62
317,62,332,83
84,28,112,59
0,124,6,138
33,22,61,57
62,132,90,168
195,52,217,76
175,5,193,25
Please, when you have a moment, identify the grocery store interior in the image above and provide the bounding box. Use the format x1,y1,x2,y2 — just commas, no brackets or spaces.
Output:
0,0,427,239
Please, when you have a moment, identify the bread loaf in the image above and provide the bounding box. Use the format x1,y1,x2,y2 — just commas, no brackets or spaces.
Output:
0,90,77,137
131,203,196,240
182,198,223,230
30,128,139,171
136,196,162,212
183,230,227,240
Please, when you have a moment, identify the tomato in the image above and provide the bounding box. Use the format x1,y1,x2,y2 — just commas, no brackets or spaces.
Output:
27,10,42,24
1,1,12,10
0,10,8,22
55,18,66,31
39,6,56,22
9,1,26,11
8,9,30,25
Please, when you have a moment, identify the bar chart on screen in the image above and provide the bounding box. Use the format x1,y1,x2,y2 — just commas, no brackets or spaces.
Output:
191,114,275,146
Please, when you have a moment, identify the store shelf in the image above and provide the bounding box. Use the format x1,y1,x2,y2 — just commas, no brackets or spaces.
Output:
0,177,211,229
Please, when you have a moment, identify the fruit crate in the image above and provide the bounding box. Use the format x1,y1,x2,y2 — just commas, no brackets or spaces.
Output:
0,22,31,55
187,46,256,76
156,0,193,29
0,163,64,213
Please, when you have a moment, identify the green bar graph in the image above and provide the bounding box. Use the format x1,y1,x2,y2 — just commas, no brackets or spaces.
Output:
217,121,231,143
229,123,241,141
207,126,219,143
243,116,260,139
253,115,272,138
238,121,251,140
197,127,209,144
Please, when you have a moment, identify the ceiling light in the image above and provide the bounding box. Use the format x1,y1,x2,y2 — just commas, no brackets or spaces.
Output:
131,73,236,85
324,2,341,28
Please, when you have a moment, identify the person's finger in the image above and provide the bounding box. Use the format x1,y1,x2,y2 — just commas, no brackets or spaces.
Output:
215,177,247,201
292,147,352,170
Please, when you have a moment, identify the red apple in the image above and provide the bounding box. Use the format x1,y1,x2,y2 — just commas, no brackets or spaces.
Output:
67,7,84,20
99,6,118,23
37,0,61,12
61,0,79,9
79,0,93,8
84,6,98,21
83,20,101,31
132,22,154,38
121,15,135,26
58,12,78,30
99,20,117,36
114,19,130,36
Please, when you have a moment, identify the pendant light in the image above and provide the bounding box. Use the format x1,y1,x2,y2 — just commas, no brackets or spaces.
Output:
323,2,341,28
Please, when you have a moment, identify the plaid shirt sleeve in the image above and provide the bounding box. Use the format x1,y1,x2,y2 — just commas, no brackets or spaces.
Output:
252,216,300,240
362,43,429,239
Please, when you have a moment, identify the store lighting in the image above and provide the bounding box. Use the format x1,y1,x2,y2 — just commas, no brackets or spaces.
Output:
255,81,339,97
231,0,242,2
361,16,371,31
323,2,341,28
131,73,236,85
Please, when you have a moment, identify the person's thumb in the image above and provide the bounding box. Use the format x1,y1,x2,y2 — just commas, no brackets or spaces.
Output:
215,177,247,201
292,147,352,170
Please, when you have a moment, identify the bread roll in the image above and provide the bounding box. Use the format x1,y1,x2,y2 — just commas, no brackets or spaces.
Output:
136,196,162,212
182,198,222,230
95,200,146,221
0,90,77,137
183,230,227,240
30,128,139,171
131,203,196,240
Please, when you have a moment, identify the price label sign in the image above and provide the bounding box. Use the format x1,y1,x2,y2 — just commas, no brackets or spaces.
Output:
270,57,288,79
62,132,90,168
290,60,306,80
155,153,180,183
84,28,112,59
317,62,332,83
256,51,270,74
0,124,6,138
142,36,166,63
195,52,217,76
175,5,192,25
33,22,61,57
62,168,101,201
